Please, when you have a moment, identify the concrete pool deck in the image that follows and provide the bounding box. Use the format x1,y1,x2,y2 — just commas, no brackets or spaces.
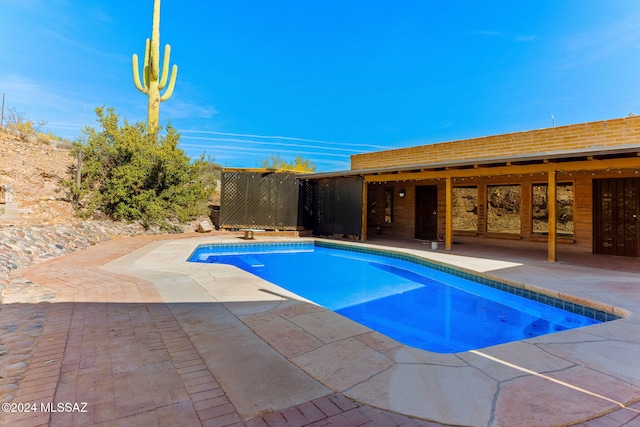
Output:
2,233,640,426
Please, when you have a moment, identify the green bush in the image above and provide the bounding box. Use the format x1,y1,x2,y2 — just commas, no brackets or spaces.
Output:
60,107,215,228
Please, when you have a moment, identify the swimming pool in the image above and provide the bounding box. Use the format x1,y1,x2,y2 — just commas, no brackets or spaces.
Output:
188,241,615,353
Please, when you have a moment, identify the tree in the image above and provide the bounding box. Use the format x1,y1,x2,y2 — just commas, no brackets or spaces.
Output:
59,107,214,228
259,154,316,172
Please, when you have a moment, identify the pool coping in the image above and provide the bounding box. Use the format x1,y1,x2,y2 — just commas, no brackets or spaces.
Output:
125,236,640,426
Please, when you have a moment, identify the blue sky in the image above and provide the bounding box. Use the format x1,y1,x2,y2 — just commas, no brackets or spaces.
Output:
2,1,640,171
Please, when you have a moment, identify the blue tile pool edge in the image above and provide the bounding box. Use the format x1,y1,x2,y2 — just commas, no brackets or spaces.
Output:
314,240,624,323
187,239,624,323
187,241,315,258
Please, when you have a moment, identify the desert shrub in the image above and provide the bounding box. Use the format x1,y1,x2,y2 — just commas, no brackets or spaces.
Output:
59,107,215,228
5,108,47,141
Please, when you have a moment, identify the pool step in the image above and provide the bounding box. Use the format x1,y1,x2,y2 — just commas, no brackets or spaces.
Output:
239,255,265,268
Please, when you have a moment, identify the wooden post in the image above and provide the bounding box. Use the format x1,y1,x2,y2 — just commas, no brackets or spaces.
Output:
445,176,453,250
361,180,368,241
548,170,557,262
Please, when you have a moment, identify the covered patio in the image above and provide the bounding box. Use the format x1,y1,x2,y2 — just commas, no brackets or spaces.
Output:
301,116,640,262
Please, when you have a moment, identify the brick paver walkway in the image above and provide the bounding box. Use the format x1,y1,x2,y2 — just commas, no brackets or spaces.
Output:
2,235,444,427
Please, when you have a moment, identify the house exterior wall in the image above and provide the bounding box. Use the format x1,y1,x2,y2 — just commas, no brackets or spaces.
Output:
368,181,444,239
357,116,640,256
352,115,640,170
368,169,639,254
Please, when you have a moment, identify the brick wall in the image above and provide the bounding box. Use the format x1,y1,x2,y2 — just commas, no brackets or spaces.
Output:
352,116,640,170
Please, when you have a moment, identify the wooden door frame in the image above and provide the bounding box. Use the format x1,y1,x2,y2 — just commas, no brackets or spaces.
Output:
415,185,438,240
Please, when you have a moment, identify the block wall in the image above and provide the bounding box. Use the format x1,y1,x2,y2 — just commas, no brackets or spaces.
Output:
352,116,640,170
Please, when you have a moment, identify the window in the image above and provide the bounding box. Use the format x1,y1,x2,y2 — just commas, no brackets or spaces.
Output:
487,185,521,234
384,188,393,223
532,183,574,236
452,187,478,231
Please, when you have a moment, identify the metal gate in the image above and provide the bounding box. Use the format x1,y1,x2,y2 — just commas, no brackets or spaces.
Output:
593,178,640,257
220,170,303,230
304,177,363,238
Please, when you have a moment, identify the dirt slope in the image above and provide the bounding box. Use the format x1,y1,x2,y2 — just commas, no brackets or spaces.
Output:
0,130,77,225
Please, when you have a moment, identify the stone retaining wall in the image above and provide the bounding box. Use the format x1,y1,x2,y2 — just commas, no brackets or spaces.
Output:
0,221,172,302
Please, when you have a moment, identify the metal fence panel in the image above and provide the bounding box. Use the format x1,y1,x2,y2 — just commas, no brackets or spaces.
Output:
220,171,302,230
304,177,363,238
222,171,363,238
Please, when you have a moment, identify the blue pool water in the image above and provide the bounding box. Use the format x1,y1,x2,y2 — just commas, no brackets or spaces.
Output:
188,242,604,353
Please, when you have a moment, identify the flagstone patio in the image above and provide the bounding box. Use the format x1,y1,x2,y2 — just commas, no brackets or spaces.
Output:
2,233,639,426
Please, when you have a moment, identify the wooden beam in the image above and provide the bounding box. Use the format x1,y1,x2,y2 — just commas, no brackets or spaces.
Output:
364,156,640,183
548,170,557,262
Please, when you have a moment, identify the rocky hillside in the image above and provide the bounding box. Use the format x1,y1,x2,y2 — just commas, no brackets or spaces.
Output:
0,129,77,225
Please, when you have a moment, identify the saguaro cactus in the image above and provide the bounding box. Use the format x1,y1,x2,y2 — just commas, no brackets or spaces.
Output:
132,0,178,134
